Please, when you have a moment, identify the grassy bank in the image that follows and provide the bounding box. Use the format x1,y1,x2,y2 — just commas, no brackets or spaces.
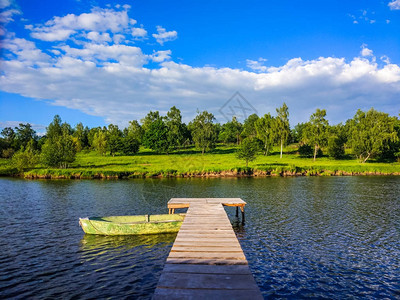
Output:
1,145,400,179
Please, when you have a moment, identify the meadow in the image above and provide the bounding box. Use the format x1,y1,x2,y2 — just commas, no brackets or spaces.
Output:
1,144,399,179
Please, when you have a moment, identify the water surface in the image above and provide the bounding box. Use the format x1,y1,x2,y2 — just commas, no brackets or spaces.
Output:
0,177,399,299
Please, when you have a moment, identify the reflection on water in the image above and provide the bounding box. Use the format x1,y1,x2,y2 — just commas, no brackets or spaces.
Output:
0,176,399,299
80,233,177,253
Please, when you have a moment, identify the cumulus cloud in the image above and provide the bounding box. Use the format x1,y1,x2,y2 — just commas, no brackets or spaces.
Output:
388,0,400,10
0,0,21,35
152,26,177,45
27,7,134,41
131,27,147,38
360,44,373,57
1,7,399,127
1,38,400,126
246,58,268,72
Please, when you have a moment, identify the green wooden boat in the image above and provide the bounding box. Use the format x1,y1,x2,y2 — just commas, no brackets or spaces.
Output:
79,214,185,235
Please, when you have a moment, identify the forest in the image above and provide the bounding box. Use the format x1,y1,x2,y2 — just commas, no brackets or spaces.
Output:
0,104,399,176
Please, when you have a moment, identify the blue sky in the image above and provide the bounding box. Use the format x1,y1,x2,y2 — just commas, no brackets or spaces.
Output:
1,0,400,133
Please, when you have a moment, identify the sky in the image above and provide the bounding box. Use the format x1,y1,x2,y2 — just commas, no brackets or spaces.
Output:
1,0,400,133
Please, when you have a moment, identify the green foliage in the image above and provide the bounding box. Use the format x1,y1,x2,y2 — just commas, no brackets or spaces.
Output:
143,119,170,153
73,122,89,151
126,120,143,142
92,130,107,155
275,102,290,158
348,108,398,163
46,115,63,140
12,140,39,172
141,111,161,132
302,108,329,161
255,113,275,155
241,114,259,139
189,110,217,154
219,116,242,144
166,106,186,150
236,137,260,167
2,148,15,159
327,136,345,159
41,133,77,168
107,124,122,157
298,144,313,157
120,135,140,155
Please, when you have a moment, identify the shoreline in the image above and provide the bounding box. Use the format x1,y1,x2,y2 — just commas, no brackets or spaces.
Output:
2,169,400,179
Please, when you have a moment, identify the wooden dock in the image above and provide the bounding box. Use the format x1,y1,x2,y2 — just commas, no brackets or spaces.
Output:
153,198,262,299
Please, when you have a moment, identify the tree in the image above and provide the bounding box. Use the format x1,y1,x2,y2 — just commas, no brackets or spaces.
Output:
15,123,37,150
348,108,398,163
126,120,143,142
302,109,329,161
41,133,77,168
92,130,107,156
141,111,161,133
1,127,17,151
107,124,122,157
120,135,140,155
41,115,77,168
12,139,39,172
73,122,89,152
166,106,186,150
327,124,346,159
142,119,170,153
46,115,63,140
236,137,260,167
189,111,217,154
291,123,307,143
219,117,242,145
241,114,259,139
255,113,275,155
274,103,290,159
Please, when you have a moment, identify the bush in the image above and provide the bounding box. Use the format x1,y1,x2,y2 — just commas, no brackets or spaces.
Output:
2,148,15,158
327,136,345,159
298,144,322,158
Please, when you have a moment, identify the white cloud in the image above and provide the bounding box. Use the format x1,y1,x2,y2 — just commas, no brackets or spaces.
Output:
360,44,373,57
246,58,268,72
152,26,177,45
151,50,171,62
0,0,11,9
27,7,134,41
1,7,399,127
388,0,400,10
0,121,46,134
86,31,112,43
0,0,21,35
132,27,147,38
1,36,400,126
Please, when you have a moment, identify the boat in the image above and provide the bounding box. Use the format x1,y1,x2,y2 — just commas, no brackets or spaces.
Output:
79,214,185,235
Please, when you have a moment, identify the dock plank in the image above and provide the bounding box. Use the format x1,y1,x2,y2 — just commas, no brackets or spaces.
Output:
153,198,262,299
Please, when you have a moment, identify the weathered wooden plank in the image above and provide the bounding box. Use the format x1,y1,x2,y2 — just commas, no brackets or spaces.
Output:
157,272,259,290
162,263,253,275
171,246,243,252
166,258,249,265
167,252,246,260
153,288,263,300
172,242,241,247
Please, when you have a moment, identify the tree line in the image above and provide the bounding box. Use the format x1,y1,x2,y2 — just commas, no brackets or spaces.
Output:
1,104,399,170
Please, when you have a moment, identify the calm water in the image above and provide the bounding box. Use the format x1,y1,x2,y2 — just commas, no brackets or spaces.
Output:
0,176,399,299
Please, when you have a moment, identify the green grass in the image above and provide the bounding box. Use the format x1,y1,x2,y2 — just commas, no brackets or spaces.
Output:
2,144,400,178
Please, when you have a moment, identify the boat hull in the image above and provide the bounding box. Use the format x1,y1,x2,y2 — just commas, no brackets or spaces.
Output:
79,214,185,235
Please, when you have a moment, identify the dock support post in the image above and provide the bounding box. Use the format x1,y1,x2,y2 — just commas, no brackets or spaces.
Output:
240,206,245,224
236,206,239,217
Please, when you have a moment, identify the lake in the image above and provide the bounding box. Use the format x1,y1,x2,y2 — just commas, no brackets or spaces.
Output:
0,176,399,299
